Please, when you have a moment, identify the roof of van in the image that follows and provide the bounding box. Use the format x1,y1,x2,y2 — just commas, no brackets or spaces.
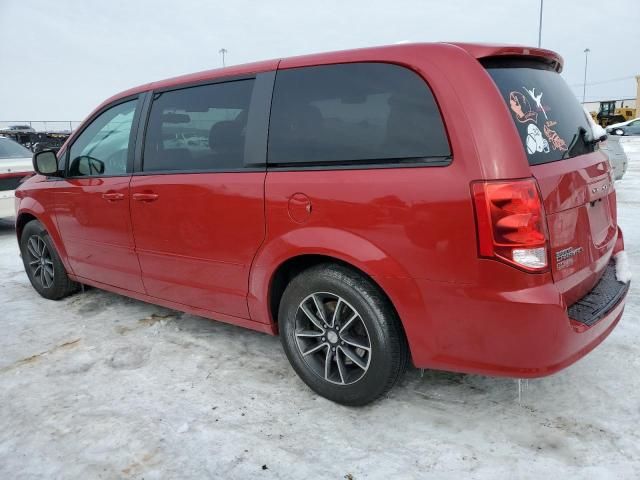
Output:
101,42,563,108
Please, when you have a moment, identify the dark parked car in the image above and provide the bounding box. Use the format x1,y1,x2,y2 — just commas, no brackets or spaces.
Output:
16,43,629,405
1,125,35,134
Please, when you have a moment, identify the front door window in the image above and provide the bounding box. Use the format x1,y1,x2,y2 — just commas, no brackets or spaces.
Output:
67,100,138,176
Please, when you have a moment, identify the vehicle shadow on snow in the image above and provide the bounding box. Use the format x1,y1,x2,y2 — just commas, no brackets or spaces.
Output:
0,218,16,237
76,286,523,409
397,367,516,405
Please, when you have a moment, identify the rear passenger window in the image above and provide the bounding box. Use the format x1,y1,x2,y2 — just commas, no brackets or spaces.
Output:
268,63,450,166
143,79,254,172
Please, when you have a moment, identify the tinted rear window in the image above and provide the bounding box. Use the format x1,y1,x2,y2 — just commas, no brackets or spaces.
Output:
268,63,451,166
486,64,595,165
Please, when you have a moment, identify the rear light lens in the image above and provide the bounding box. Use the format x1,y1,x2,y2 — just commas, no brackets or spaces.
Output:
471,178,549,272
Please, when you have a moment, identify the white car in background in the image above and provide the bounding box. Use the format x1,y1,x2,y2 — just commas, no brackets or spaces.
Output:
600,135,629,180
606,117,640,136
583,107,628,180
0,136,33,218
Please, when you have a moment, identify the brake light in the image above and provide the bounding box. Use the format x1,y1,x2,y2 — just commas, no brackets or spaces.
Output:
471,178,549,272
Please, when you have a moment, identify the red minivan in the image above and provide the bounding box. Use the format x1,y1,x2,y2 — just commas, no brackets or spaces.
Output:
16,43,629,405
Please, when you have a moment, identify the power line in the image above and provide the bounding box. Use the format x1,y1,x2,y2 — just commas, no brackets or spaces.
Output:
577,94,637,103
569,75,636,88
578,96,636,103
573,91,637,102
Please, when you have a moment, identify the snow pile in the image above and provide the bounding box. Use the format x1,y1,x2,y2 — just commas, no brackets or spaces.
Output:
615,250,632,283
583,106,607,140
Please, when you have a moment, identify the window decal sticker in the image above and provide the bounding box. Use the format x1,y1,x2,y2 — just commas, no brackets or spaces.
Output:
509,91,537,123
525,124,550,154
543,120,568,152
524,87,548,120
508,86,568,155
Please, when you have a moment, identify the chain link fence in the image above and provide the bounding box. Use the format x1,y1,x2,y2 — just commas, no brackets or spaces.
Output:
0,121,82,133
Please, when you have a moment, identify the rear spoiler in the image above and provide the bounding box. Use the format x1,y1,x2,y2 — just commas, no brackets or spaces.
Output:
447,43,563,73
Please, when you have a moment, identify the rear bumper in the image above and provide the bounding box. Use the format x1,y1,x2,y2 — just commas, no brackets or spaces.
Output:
409,259,628,377
567,261,629,327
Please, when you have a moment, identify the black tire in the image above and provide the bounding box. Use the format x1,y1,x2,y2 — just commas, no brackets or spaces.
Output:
20,220,78,300
279,263,408,406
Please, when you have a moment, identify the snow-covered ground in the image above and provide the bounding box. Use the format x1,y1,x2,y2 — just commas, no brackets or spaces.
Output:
620,136,640,159
1,155,639,479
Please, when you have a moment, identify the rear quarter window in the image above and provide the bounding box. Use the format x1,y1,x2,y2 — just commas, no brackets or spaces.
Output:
486,63,595,165
268,62,451,167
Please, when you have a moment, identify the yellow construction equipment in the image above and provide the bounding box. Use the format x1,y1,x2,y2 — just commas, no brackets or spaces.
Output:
591,100,636,127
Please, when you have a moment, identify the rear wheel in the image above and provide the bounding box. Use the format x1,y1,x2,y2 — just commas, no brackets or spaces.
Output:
20,220,78,300
279,263,408,406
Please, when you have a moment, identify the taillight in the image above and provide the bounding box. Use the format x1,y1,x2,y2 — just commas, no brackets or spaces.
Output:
471,178,549,272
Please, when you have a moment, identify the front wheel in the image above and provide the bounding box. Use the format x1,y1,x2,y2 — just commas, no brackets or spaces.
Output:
20,220,78,300
279,263,408,406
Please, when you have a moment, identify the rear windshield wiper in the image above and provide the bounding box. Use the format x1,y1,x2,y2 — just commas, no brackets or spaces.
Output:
584,132,608,145
562,127,605,159
562,127,584,159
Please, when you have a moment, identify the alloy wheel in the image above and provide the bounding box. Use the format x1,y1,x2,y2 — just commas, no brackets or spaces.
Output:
294,292,372,385
26,235,54,289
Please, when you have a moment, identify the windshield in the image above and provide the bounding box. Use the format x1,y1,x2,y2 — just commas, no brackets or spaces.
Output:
486,64,595,166
0,137,32,159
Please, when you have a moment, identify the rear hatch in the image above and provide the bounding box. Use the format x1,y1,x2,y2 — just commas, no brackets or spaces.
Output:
485,61,617,305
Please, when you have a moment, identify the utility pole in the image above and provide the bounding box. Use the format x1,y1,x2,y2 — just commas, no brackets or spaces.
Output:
582,48,590,104
636,75,640,116
219,48,227,67
537,0,544,48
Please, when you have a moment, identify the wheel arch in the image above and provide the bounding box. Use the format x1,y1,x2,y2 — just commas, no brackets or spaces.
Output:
268,254,404,332
247,228,428,364
16,211,38,241
16,205,73,275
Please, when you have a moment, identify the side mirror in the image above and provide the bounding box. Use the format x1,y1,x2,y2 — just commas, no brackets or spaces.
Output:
33,150,59,176
69,155,105,176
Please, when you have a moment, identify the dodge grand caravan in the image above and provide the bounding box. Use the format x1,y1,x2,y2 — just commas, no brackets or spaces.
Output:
16,43,630,405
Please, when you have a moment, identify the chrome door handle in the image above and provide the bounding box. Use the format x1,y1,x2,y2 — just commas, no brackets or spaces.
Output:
102,192,125,201
132,192,159,202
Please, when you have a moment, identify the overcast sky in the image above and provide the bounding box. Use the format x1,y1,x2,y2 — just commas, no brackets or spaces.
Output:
1,0,639,121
